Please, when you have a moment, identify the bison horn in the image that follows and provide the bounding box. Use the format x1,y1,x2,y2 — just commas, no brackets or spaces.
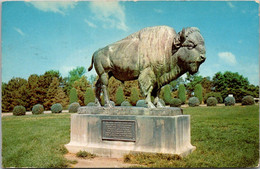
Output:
179,28,186,43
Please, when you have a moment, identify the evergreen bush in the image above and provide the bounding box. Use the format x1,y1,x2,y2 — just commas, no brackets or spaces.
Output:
87,102,97,106
84,87,95,105
204,92,223,103
163,85,173,105
170,98,182,107
178,84,186,104
136,100,148,108
194,84,203,103
32,104,44,115
224,96,236,106
206,97,217,106
68,102,80,113
188,97,200,107
51,103,63,113
115,87,125,106
242,95,255,105
121,100,132,107
130,87,140,106
13,105,26,116
69,88,78,104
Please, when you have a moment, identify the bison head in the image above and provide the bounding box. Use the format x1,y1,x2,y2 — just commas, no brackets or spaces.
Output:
174,27,206,75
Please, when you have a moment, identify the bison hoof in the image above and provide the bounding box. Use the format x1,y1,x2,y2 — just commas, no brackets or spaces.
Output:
104,101,115,107
147,102,156,108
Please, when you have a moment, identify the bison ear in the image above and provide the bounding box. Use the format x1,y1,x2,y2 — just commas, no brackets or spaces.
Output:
179,28,186,44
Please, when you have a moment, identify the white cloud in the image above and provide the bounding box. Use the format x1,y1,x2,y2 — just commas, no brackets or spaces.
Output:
89,1,128,31
84,19,97,28
28,1,76,15
227,2,235,8
154,8,163,13
13,27,25,36
218,52,237,65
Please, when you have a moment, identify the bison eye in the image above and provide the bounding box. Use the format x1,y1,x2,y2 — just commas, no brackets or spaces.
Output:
187,43,196,50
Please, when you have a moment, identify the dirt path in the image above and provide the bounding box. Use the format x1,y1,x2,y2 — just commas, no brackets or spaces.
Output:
64,153,141,168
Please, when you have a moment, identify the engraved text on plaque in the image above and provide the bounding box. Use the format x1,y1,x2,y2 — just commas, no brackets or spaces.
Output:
102,120,136,142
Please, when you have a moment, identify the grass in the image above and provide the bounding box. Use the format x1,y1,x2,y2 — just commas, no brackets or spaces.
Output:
2,113,73,168
124,105,259,168
2,105,259,168
76,150,96,159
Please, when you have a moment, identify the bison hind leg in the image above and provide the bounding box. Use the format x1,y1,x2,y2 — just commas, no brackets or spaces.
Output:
94,78,102,106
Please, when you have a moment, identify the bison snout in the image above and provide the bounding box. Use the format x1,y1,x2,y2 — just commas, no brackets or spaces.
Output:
199,54,206,62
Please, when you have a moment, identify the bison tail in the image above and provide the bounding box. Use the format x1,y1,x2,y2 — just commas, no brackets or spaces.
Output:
88,54,94,71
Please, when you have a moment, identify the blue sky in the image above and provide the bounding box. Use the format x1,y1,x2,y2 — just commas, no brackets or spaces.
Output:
1,1,259,85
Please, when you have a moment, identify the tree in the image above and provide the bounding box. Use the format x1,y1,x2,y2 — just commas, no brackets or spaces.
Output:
213,71,250,102
65,66,86,93
108,76,123,102
84,87,95,105
54,88,69,108
72,76,91,106
69,88,78,104
169,77,185,91
178,84,186,104
130,87,140,106
115,87,125,106
185,72,203,97
44,77,60,110
194,84,203,103
2,78,29,112
123,80,142,101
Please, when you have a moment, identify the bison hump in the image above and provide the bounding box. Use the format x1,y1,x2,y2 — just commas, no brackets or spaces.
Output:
125,26,178,71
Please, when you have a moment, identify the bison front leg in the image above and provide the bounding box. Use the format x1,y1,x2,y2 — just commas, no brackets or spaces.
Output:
138,67,156,108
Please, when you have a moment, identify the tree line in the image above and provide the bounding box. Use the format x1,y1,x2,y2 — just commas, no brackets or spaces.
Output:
2,66,259,112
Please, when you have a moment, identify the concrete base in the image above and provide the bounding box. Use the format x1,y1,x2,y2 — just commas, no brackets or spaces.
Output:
65,107,195,158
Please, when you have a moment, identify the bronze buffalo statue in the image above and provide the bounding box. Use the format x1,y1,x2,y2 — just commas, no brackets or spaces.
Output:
88,25,206,108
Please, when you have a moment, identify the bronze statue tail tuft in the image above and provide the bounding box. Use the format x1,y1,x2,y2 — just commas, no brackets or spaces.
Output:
88,54,94,71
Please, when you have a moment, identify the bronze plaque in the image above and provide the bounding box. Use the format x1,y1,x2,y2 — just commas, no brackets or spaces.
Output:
102,120,136,142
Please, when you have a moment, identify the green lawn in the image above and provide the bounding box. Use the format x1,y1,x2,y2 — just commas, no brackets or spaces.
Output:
125,105,259,168
2,113,72,168
2,105,259,168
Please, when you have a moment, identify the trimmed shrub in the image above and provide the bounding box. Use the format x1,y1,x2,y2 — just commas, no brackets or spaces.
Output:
194,84,203,103
115,87,125,106
188,97,200,107
224,96,236,106
178,84,186,104
242,95,255,105
84,87,95,106
68,102,80,113
207,97,217,106
163,85,173,105
13,105,26,116
204,92,223,103
170,98,182,107
32,104,44,115
130,87,140,106
121,101,132,107
136,100,148,108
51,103,63,113
69,88,78,104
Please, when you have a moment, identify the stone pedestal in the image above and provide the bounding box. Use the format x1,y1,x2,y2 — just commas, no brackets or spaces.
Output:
65,107,196,158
